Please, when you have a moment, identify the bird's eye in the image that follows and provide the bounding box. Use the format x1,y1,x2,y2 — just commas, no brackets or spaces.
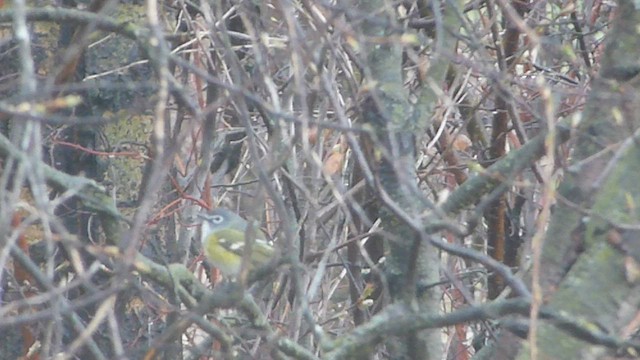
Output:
211,215,224,224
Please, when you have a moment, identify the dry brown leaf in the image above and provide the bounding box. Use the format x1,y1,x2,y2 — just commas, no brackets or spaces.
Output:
323,145,345,176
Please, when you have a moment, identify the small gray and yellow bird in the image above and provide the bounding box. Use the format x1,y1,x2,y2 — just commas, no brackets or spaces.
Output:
199,208,274,277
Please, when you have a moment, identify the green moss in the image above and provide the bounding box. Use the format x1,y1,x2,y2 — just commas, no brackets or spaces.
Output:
586,144,640,247
101,110,152,207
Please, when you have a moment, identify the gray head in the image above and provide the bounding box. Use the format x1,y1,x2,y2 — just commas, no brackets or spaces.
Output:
200,208,248,233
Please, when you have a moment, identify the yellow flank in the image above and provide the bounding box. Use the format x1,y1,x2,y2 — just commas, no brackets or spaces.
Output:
202,230,273,276
203,233,244,276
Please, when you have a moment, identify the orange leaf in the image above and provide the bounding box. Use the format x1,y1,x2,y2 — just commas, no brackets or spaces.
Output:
323,145,345,176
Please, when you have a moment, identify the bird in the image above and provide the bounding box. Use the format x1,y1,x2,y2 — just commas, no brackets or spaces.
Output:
199,208,274,277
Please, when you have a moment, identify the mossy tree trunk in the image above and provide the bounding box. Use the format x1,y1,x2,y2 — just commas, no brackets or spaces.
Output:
479,0,640,358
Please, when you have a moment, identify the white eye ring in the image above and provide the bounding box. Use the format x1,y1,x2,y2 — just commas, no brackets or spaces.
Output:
211,215,224,224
